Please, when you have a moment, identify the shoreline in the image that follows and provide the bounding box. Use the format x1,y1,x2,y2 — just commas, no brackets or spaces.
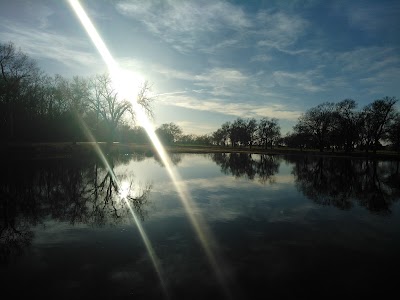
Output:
1,142,399,160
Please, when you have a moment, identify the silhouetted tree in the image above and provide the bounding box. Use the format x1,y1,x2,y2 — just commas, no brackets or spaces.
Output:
283,131,310,150
212,122,231,146
212,128,226,146
333,99,361,152
360,97,398,153
156,122,182,145
257,117,280,149
229,118,249,147
387,113,400,153
87,73,154,143
0,42,39,141
294,102,336,152
246,118,258,148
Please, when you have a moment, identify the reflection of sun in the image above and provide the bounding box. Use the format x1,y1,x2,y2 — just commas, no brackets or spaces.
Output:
119,180,130,199
112,69,144,102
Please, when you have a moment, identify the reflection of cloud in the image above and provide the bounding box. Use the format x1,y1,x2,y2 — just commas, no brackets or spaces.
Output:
155,174,293,195
33,220,91,245
149,174,313,224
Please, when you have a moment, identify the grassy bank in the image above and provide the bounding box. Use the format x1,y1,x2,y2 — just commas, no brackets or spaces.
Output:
1,141,399,160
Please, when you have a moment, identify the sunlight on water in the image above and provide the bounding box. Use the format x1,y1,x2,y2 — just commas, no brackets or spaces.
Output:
68,1,168,297
68,1,231,298
119,180,130,200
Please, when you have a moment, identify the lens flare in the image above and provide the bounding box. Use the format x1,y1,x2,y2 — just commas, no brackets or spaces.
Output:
75,114,168,297
68,1,231,298
68,0,168,297
119,180,130,200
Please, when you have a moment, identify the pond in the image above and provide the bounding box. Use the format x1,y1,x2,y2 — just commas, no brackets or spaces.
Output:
1,153,400,299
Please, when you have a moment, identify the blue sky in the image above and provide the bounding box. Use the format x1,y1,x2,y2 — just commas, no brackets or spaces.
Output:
1,0,399,135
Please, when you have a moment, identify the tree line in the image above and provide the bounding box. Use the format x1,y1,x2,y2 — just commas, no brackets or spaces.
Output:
210,98,400,153
2,41,399,152
0,42,225,146
0,42,158,143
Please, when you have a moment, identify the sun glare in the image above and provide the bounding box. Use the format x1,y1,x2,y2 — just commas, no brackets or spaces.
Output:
119,180,130,199
112,69,145,102
68,0,231,298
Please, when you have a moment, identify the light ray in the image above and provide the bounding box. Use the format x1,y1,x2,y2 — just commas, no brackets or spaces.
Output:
68,1,168,297
68,1,231,298
75,114,168,298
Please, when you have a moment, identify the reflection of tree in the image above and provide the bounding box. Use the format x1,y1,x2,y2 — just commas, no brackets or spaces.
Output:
153,152,183,166
257,155,280,184
211,153,280,183
90,163,152,225
0,156,152,264
0,161,41,264
290,156,400,214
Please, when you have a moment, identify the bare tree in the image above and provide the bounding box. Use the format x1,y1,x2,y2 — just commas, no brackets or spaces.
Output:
387,113,400,153
295,102,336,152
246,118,258,149
333,99,361,152
155,122,182,145
0,42,38,140
361,97,398,153
89,73,153,142
258,117,280,149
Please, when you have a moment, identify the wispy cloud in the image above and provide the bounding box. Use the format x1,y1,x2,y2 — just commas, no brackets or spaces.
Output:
250,54,272,63
360,67,400,95
334,47,400,74
158,93,302,121
174,121,216,135
115,1,311,55
194,68,249,97
272,70,325,92
28,3,54,29
338,1,400,34
299,46,400,96
195,68,248,84
255,10,309,53
116,0,251,53
0,21,100,72
151,65,249,97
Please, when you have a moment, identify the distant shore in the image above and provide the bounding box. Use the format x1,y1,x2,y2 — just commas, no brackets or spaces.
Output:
1,142,399,160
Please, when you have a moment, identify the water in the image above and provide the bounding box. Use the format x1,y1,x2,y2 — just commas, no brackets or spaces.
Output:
1,153,399,299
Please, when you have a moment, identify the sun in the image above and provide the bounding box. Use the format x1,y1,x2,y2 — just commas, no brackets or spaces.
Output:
119,180,130,200
111,69,145,103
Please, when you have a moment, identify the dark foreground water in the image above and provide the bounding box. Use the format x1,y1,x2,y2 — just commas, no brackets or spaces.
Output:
1,153,400,299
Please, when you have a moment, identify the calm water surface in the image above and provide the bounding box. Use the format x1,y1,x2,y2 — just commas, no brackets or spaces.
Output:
1,153,400,299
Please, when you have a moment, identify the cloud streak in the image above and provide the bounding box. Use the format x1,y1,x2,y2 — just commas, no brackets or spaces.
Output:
0,21,100,72
115,0,310,55
116,0,251,53
158,93,302,121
